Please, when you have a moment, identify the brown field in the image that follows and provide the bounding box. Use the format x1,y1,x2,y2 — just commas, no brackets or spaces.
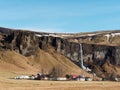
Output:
0,71,120,90
0,79,120,90
0,50,120,90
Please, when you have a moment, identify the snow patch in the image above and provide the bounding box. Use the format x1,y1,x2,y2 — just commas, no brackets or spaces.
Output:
35,34,42,37
105,34,111,42
111,33,120,37
87,34,96,36
105,33,120,42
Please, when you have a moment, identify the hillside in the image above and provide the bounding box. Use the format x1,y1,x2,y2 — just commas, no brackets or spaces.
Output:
0,27,120,80
0,49,89,76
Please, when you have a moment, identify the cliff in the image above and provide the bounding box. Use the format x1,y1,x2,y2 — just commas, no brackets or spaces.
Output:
0,27,120,79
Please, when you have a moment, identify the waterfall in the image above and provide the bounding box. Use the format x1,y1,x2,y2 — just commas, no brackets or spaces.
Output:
80,44,83,68
80,43,86,70
79,43,91,71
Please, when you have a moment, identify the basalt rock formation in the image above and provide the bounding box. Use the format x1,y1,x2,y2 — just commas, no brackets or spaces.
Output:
0,27,120,79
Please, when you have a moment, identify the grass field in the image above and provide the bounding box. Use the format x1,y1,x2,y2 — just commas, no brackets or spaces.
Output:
0,51,120,90
0,72,120,90
0,79,120,90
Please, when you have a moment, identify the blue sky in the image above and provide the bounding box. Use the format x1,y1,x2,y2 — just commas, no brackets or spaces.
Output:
0,0,120,33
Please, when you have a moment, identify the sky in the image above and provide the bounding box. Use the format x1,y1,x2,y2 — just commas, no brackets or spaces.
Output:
0,0,120,33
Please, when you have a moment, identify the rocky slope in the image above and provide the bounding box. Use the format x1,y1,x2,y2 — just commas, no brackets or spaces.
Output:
0,27,90,77
0,27,120,79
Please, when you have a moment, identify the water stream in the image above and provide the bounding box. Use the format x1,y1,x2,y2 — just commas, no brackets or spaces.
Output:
80,43,91,71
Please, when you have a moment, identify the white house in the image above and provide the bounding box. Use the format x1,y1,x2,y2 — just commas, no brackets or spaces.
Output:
57,77,67,81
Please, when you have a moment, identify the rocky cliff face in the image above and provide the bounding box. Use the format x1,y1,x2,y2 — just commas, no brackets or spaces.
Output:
58,42,120,65
0,28,120,79
1,30,38,56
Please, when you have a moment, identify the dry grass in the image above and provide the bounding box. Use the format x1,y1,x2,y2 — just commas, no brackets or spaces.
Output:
0,49,92,76
0,49,120,90
0,71,119,90
0,78,120,90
